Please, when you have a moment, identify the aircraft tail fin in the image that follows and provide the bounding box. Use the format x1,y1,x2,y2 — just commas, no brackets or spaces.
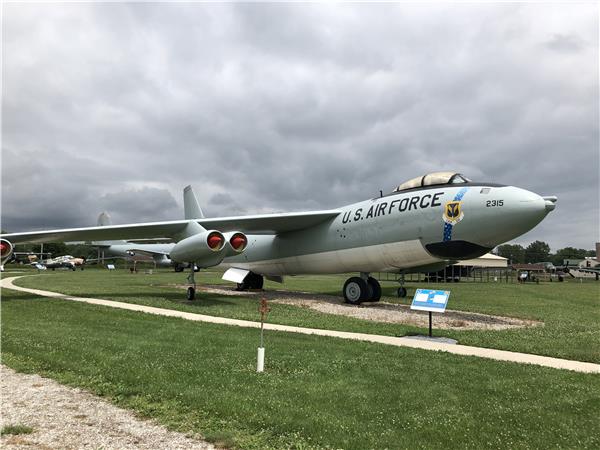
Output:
93,212,127,245
97,211,112,227
183,185,204,219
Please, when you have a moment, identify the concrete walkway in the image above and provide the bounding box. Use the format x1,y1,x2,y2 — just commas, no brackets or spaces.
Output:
2,276,599,374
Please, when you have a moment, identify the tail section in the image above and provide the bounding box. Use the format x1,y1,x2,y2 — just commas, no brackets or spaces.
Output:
97,211,112,227
183,185,204,219
93,212,127,245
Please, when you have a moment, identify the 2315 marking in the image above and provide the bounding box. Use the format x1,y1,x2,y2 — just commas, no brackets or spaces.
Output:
486,200,504,207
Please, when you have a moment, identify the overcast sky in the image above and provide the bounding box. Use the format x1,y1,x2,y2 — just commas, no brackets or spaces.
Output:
1,3,598,251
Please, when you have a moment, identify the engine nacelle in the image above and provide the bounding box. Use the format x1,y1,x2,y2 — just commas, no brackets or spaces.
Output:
223,232,248,257
169,230,226,267
1,239,14,267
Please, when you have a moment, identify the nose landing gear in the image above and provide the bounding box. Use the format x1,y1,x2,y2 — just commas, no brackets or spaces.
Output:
343,273,381,304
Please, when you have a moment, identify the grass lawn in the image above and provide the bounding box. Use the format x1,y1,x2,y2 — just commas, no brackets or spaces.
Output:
12,268,600,363
2,288,599,449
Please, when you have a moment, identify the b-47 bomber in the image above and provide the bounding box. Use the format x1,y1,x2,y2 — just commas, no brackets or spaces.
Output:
0,171,557,303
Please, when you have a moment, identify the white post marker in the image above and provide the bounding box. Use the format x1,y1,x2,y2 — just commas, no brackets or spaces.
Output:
257,347,265,372
410,289,450,337
257,297,270,373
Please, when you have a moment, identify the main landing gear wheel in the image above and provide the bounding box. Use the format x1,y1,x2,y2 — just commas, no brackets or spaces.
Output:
343,277,368,305
397,287,407,298
186,287,195,301
237,272,264,291
367,277,381,302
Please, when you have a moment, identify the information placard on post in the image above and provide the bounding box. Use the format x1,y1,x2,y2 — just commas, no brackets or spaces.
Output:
410,289,450,312
411,289,450,337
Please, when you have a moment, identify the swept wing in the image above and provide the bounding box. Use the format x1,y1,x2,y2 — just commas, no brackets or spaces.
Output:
1,210,341,244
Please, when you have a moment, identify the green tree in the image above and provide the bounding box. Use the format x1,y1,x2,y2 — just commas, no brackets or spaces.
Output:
496,244,525,264
524,240,551,263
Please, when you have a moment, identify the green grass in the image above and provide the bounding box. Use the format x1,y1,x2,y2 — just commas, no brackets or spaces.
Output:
1,424,34,436
12,269,600,363
2,288,599,449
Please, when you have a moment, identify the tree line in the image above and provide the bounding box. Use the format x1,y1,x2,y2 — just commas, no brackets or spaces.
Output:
495,241,596,265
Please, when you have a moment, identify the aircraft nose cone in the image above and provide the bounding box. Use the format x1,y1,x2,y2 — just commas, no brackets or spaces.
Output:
543,196,558,212
509,188,557,235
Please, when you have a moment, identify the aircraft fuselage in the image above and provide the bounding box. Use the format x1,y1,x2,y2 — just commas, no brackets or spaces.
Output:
222,183,554,276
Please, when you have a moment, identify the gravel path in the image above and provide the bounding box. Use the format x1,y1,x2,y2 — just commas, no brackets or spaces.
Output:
0,365,213,450
196,285,540,330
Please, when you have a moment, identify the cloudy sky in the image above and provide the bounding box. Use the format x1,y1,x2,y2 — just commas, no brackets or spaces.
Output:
1,3,598,251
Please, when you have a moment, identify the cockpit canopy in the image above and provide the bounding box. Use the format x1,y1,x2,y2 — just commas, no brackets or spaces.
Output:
392,172,471,193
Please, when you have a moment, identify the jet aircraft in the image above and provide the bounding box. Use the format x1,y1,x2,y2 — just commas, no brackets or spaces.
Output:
32,255,86,271
91,186,203,271
0,172,557,303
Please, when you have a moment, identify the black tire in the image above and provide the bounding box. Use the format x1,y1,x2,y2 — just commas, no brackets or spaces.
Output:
186,287,195,301
366,277,381,302
343,277,368,305
174,265,184,273
397,287,407,298
248,272,264,290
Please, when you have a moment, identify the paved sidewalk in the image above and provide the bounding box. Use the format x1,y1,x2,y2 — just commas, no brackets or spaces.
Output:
2,276,599,374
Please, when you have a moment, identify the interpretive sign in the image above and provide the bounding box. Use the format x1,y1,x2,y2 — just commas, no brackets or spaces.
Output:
410,289,450,313
410,289,450,337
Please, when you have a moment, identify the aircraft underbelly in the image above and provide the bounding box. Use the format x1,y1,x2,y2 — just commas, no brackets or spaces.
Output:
226,239,440,275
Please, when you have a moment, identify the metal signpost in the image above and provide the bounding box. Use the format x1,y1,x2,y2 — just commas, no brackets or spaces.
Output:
410,289,450,337
257,297,270,372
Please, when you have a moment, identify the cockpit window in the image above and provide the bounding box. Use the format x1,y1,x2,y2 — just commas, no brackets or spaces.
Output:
392,172,471,192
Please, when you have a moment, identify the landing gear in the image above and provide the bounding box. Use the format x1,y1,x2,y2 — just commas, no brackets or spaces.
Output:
367,277,381,302
236,272,264,291
343,274,381,304
186,286,195,300
397,273,407,298
343,277,368,305
186,263,197,301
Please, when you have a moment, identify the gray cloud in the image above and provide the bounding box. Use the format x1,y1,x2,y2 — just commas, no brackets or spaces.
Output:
1,3,598,250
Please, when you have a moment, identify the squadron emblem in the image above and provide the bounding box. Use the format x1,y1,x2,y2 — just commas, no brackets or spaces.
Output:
443,201,464,225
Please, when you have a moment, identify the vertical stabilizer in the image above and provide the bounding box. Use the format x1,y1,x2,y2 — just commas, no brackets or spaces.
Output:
97,212,112,226
183,185,204,219
94,212,126,245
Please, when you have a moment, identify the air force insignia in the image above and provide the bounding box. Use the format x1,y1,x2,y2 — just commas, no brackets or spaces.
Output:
443,201,464,225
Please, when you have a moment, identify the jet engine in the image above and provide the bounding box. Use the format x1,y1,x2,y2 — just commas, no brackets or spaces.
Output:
223,232,248,256
169,230,227,268
0,239,14,267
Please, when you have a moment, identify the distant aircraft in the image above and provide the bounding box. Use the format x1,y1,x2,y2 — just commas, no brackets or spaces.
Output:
33,255,86,271
1,171,557,302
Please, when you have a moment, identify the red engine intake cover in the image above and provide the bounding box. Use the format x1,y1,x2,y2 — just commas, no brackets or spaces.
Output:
230,234,247,251
207,233,224,250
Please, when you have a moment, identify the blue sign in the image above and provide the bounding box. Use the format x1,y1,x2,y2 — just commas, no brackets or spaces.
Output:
410,289,450,313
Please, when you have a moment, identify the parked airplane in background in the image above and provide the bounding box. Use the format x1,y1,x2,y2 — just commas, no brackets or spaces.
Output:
32,255,86,271
1,171,557,303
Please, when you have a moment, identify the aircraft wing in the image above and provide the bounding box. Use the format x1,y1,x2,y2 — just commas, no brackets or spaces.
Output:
1,210,341,244
125,248,170,258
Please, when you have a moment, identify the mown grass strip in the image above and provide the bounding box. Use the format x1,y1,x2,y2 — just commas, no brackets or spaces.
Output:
14,270,600,363
2,288,600,449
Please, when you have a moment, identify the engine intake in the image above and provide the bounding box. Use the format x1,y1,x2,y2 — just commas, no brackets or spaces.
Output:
170,230,226,268
0,239,14,268
223,232,248,255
